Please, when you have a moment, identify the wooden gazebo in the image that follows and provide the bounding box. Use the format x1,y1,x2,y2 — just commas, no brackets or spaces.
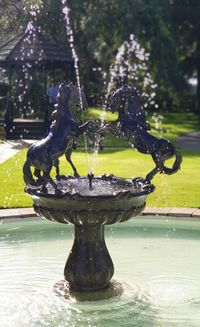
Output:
0,28,74,139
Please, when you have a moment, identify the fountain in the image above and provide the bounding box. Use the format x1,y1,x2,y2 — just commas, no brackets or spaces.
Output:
16,0,183,302
2,3,200,326
23,77,182,300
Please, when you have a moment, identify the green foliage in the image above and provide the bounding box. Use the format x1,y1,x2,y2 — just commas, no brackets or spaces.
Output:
0,1,23,42
0,0,199,114
107,34,158,112
0,82,9,97
172,0,200,115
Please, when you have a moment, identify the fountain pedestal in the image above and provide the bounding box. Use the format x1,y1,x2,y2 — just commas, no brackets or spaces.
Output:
27,175,154,297
65,224,114,291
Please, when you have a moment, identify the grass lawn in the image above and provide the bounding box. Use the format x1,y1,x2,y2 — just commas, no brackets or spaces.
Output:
0,148,199,208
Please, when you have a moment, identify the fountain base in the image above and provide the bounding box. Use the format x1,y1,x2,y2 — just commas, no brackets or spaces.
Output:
26,175,154,295
54,279,124,301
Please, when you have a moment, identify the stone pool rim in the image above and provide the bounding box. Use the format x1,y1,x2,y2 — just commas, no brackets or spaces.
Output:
0,207,200,220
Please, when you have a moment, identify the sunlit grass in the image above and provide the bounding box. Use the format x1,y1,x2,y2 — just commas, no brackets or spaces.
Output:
0,148,199,208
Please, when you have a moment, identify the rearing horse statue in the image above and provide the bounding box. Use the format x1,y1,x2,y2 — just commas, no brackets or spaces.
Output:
101,85,182,181
23,82,92,191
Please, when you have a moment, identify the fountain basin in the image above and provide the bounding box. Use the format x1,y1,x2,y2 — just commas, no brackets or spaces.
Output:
1,217,200,326
26,175,154,225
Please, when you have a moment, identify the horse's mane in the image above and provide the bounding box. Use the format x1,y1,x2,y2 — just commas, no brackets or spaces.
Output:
49,83,71,131
112,85,150,131
112,85,141,109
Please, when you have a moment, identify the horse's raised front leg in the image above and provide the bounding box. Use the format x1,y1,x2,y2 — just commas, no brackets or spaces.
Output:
65,146,80,178
146,153,164,181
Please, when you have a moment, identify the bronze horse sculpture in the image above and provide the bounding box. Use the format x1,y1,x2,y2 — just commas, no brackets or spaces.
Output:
50,82,88,124
23,82,92,191
49,82,88,174
100,85,182,181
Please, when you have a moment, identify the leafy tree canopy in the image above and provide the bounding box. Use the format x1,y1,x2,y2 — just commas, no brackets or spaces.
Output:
0,0,199,115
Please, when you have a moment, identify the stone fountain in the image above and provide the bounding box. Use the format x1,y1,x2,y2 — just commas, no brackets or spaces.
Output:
23,82,181,300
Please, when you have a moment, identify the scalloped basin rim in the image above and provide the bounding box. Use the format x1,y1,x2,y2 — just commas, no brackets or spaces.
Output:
25,175,155,200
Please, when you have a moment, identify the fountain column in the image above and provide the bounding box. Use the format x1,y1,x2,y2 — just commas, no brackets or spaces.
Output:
64,224,114,291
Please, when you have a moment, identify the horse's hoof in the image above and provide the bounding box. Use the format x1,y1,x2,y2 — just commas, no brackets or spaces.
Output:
144,177,152,184
133,177,144,182
41,185,48,193
74,173,80,178
56,174,61,180
55,188,64,196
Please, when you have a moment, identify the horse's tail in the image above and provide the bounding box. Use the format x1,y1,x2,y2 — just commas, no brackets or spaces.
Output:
23,158,36,185
163,150,182,175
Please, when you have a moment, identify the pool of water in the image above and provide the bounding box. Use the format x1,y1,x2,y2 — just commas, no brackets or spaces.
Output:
1,217,200,327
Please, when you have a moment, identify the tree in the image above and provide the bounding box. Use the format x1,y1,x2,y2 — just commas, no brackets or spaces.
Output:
172,0,200,116
107,34,158,111
66,0,180,109
1,0,197,114
0,1,23,42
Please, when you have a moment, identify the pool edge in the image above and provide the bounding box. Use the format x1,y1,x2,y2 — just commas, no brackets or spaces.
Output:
0,207,200,220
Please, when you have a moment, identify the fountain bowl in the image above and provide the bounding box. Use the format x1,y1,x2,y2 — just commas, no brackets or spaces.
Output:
26,175,154,225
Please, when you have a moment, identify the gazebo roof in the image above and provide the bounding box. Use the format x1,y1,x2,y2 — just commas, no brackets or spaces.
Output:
0,29,74,68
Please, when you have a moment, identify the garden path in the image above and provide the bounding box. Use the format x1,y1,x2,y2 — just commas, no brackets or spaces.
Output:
0,140,34,164
176,131,200,152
